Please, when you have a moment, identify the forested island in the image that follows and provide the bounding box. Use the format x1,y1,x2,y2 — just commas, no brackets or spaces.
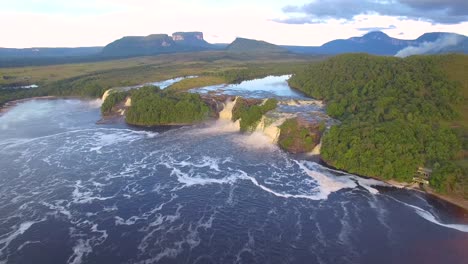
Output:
125,86,211,125
289,54,468,198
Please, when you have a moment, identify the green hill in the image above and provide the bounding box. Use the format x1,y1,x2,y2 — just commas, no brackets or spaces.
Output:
226,38,287,53
289,53,468,198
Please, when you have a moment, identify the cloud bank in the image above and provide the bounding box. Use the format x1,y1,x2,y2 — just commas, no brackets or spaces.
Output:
395,34,465,57
277,0,468,24
357,25,396,32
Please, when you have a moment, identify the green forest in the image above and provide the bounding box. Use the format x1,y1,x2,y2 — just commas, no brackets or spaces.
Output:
289,54,467,197
125,86,211,125
231,98,278,132
278,118,324,153
101,91,128,114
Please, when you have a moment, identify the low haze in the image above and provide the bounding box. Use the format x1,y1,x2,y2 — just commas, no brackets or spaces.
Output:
1,0,468,48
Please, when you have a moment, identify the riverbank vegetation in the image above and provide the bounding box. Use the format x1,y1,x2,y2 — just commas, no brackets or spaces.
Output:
289,53,468,198
166,76,225,91
231,98,278,132
125,86,211,125
278,118,324,153
101,91,128,114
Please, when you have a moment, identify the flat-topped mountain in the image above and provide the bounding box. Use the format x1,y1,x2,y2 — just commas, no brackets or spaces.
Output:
226,38,287,53
101,32,216,57
172,32,210,47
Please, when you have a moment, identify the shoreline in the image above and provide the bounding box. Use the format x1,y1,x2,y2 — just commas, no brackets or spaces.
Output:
313,157,468,212
0,96,57,115
379,180,468,213
0,96,99,116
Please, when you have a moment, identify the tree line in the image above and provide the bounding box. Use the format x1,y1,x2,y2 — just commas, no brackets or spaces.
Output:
289,53,466,197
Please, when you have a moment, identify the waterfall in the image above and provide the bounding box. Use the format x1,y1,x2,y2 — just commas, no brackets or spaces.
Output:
219,97,238,121
310,142,321,155
255,115,286,144
101,89,113,103
124,97,132,107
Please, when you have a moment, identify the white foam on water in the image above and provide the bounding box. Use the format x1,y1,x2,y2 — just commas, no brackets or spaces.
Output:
71,180,115,204
196,120,240,134
173,156,222,172
367,196,393,239
232,131,277,150
90,224,108,244
303,161,391,195
66,222,109,264
240,171,327,200
172,168,241,187
1,128,158,152
41,201,72,219
235,230,256,263
337,201,353,246
0,221,38,257
296,161,357,198
349,176,389,194
115,194,178,226
389,196,468,233
162,156,328,199
85,99,103,108
17,240,41,251
67,239,92,264
88,131,149,153
162,151,363,201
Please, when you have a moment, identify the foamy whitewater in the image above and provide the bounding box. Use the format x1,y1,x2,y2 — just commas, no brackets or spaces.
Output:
0,77,467,264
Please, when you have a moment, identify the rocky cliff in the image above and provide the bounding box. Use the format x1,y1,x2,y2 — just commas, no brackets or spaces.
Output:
172,32,208,47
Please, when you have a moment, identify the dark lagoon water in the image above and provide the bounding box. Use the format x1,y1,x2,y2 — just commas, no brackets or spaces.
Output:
0,77,468,264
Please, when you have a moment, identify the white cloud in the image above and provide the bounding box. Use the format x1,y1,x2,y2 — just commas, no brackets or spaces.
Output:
395,34,465,57
0,0,467,47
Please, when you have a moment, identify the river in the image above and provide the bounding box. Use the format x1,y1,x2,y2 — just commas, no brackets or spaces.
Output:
0,76,467,264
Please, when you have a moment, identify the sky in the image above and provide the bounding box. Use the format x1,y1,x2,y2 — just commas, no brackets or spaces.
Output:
1,0,468,48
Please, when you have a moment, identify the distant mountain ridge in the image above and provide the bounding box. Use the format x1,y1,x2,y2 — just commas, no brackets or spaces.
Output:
101,32,217,57
1,31,467,67
284,31,468,56
226,38,287,53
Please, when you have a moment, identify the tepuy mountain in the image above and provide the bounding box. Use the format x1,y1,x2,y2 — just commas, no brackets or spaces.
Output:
101,32,217,57
284,31,468,56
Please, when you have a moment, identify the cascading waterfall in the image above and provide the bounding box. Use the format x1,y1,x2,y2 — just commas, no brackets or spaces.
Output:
217,97,296,144
101,89,113,103
124,97,132,107
218,97,238,120
310,141,321,155
255,116,286,144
